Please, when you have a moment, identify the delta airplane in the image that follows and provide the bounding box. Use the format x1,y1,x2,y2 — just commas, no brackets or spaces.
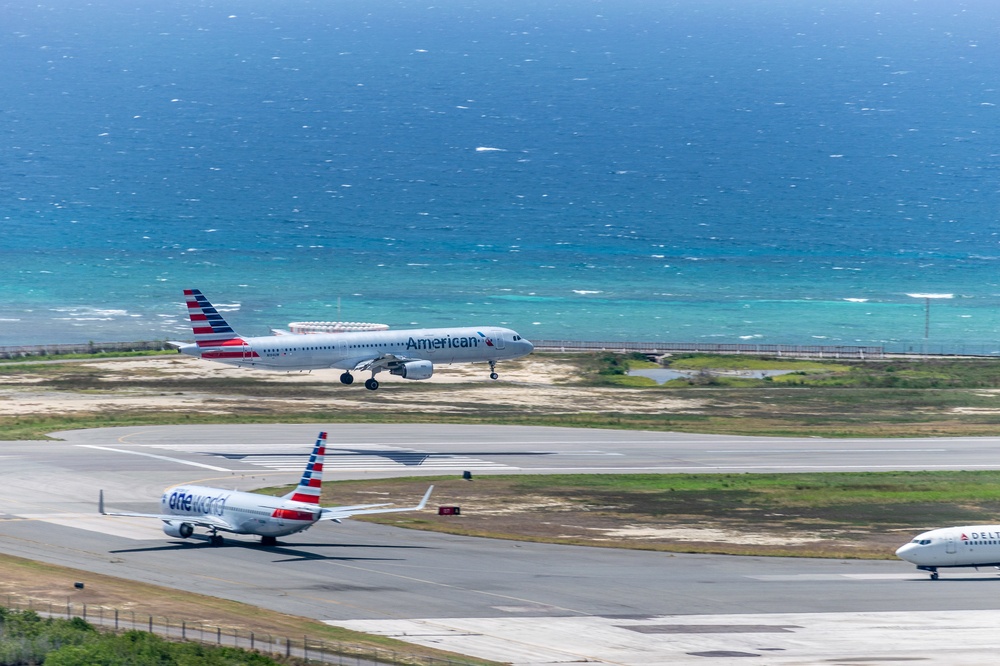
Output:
100,431,433,547
896,525,1000,579
175,289,534,390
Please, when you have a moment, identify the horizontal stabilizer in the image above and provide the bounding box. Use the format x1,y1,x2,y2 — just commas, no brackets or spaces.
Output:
320,485,433,521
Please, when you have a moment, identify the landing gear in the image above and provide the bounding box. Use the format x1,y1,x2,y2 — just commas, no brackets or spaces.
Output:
919,566,939,580
209,534,224,547
365,378,380,391
931,571,939,580
489,360,498,380
340,372,354,385
261,535,278,547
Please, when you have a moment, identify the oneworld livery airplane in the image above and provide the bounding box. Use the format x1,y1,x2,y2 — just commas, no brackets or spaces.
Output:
175,289,534,390
100,431,433,547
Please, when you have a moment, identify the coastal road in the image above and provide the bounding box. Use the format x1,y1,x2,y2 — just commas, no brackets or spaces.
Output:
3,424,1000,664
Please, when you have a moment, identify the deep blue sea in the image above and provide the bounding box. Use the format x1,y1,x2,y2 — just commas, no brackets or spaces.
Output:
3,0,1000,353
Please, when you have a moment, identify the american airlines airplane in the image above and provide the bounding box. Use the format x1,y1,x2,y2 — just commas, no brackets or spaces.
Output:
175,289,534,390
896,525,1000,579
100,431,433,547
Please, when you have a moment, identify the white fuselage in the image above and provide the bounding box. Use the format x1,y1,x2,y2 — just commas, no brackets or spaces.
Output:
896,525,1000,570
163,485,318,538
180,325,533,372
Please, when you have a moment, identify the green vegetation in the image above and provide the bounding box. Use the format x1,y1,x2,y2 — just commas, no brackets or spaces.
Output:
0,554,499,665
593,352,1000,389
667,354,847,373
330,471,1000,559
0,609,281,665
4,352,1000,439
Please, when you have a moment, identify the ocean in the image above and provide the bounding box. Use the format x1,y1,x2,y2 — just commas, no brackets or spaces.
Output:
3,0,1000,353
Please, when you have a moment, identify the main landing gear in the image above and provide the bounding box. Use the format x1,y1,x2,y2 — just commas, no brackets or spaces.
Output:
489,360,499,381
260,536,278,547
209,532,224,547
343,371,378,390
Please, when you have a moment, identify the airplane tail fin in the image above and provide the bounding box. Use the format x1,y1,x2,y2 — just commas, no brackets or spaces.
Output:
182,289,256,361
184,289,241,343
284,432,327,505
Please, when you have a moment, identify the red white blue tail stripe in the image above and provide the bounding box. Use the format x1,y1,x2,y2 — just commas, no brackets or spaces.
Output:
289,431,326,504
184,288,258,360
185,288,237,341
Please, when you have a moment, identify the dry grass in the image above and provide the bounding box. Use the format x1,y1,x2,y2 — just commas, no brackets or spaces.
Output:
0,552,497,665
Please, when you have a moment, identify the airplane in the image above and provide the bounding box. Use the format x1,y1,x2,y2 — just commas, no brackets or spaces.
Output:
896,525,1000,579
175,288,534,390
100,431,433,547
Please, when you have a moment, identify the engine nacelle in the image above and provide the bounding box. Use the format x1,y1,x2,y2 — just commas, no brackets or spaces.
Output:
390,360,434,380
162,521,194,539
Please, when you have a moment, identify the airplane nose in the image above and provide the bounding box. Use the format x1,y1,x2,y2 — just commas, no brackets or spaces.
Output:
524,339,535,353
895,543,916,561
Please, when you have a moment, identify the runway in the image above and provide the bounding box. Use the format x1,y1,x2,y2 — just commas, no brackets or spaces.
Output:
3,424,1000,664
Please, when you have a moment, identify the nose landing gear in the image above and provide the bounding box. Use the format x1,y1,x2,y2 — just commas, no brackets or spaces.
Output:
489,360,499,380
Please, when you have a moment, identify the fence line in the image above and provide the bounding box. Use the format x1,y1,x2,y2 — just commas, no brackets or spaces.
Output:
3,595,467,666
0,340,173,359
532,339,885,359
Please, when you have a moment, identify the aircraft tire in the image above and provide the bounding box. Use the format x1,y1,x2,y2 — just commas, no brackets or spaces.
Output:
261,536,278,547
340,372,354,385
490,372,499,380
210,535,224,547
365,378,379,391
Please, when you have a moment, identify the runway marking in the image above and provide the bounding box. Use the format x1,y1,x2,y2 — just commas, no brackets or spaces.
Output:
707,448,949,453
14,514,165,541
748,573,921,581
139,443,517,472
330,610,1000,665
232,454,515,472
76,445,232,471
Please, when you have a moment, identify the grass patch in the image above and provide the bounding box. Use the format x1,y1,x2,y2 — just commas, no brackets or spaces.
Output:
666,354,850,373
0,553,498,665
306,472,1000,560
6,352,1000,439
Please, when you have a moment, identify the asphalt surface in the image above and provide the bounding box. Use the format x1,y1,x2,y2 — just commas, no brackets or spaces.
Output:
4,424,1000,664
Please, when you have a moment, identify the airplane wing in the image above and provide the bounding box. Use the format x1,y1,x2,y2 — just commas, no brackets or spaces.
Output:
318,485,433,522
99,491,237,532
352,353,422,373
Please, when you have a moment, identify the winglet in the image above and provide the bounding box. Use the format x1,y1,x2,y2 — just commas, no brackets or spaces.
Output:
99,489,106,515
417,485,434,510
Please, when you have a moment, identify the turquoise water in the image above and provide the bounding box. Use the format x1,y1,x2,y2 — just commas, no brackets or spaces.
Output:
3,0,1000,353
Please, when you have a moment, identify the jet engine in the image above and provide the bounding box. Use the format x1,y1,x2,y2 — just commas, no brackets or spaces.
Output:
390,360,434,380
162,521,194,539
